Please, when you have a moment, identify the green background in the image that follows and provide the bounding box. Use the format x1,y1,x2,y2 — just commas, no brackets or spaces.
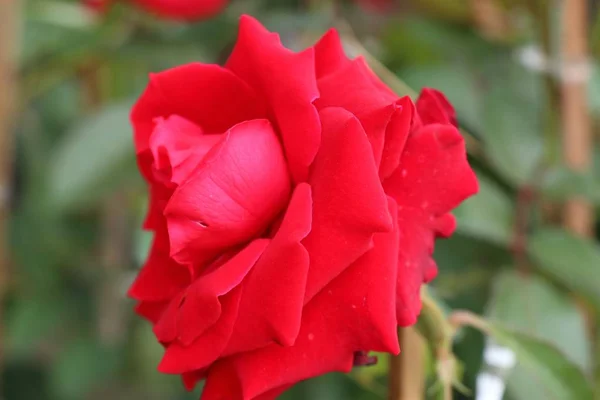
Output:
5,0,600,399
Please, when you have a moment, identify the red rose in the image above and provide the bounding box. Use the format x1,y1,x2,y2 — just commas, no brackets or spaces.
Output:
131,0,227,20
84,0,227,21
129,15,478,399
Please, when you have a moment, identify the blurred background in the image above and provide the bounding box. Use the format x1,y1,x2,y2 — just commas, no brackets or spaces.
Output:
1,0,600,399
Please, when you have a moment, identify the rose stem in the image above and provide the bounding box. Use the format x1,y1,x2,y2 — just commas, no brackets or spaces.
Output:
560,0,597,392
388,327,426,400
0,0,21,388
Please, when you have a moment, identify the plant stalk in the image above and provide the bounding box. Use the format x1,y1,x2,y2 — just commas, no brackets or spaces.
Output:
389,327,426,400
559,0,598,395
0,0,21,386
561,0,594,236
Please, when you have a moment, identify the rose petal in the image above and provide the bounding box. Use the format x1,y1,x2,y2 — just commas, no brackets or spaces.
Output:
158,286,243,374
149,115,222,186
154,239,269,346
315,58,410,171
379,96,414,180
252,385,294,400
225,183,312,353
355,103,398,166
415,88,458,127
226,16,320,182
128,235,191,302
165,119,291,265
130,0,228,21
384,124,477,215
201,199,400,400
303,107,392,303
315,57,397,117
384,123,478,324
394,207,437,325
313,28,351,78
134,300,169,324
142,182,173,231
181,369,207,391
132,63,265,155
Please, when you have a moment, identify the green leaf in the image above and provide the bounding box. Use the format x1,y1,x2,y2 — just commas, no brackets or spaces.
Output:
485,325,593,400
399,65,483,132
538,166,600,204
487,271,592,400
131,324,185,393
433,234,509,301
482,69,544,185
453,172,514,246
588,63,600,116
29,1,97,30
47,101,137,211
5,295,68,358
528,228,600,309
49,339,119,400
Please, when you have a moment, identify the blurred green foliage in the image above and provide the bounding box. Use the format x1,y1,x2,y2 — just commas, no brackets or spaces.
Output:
5,0,600,399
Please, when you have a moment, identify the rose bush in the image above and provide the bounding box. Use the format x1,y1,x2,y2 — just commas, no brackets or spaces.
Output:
85,0,228,21
129,15,478,399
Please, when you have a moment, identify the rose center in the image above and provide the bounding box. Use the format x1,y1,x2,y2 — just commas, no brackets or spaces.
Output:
164,119,291,265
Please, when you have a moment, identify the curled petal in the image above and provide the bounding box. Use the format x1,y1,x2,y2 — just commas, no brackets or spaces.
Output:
384,123,478,324
154,239,269,346
379,96,414,180
315,57,397,116
134,300,169,325
303,107,392,303
181,369,207,391
415,88,458,127
313,28,351,78
159,286,243,374
226,183,312,353
132,63,265,155
316,58,413,175
165,120,290,265
130,0,228,21
226,16,321,182
149,115,222,186
384,124,477,215
201,199,400,400
128,235,191,302
142,182,174,231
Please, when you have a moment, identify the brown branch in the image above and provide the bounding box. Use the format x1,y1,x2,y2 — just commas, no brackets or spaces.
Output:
561,0,594,237
560,0,598,395
0,0,21,386
511,186,536,274
388,327,426,400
